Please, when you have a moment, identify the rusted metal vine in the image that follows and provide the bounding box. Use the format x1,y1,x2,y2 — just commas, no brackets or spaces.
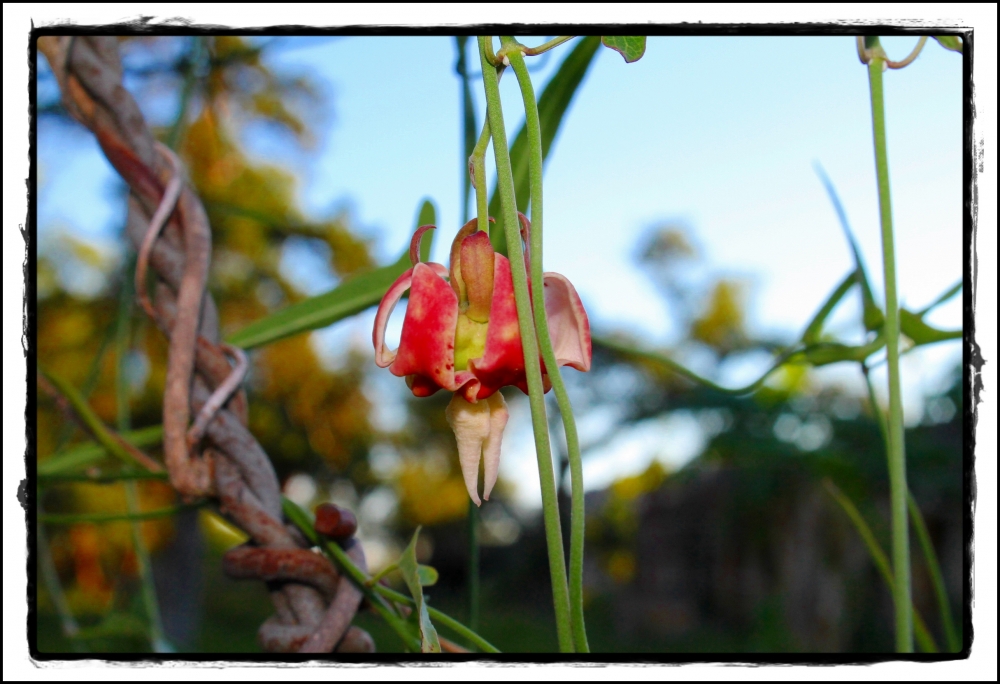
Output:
37,36,373,653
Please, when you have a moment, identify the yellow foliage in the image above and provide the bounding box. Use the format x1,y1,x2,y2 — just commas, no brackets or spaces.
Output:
610,460,668,501
691,279,747,352
394,455,470,527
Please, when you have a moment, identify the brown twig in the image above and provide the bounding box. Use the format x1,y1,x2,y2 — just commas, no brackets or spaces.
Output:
38,35,371,653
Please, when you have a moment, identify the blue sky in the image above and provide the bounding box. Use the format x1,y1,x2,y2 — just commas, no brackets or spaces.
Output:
37,35,965,507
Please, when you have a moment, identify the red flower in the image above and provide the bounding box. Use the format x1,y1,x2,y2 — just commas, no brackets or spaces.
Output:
373,215,591,504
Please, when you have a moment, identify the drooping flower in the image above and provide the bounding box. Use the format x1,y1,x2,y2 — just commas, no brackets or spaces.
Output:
373,215,590,504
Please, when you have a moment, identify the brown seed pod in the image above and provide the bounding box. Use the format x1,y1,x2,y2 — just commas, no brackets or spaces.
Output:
315,503,358,540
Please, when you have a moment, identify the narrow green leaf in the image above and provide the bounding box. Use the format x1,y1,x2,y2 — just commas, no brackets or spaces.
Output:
40,502,202,525
398,527,441,653
917,280,961,316
489,36,602,255
226,199,437,349
601,36,647,63
801,271,856,344
815,165,884,332
900,308,962,345
934,36,963,53
823,480,939,653
417,564,439,587
908,493,961,652
38,425,164,477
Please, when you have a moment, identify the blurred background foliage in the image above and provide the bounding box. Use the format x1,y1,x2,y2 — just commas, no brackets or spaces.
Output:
35,36,963,654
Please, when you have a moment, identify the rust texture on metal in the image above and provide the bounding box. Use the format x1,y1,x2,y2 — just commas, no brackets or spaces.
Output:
37,36,372,653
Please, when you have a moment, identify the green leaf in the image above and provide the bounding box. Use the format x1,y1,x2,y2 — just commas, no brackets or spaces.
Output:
823,479,939,653
417,564,439,587
801,271,856,345
917,280,961,316
38,425,164,477
900,308,962,345
489,37,602,255
803,335,884,367
226,199,436,349
814,165,884,332
601,36,647,63
398,527,441,653
934,36,963,53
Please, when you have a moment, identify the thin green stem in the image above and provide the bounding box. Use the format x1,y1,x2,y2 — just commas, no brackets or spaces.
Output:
823,479,937,652
36,509,86,651
457,36,483,633
38,369,163,474
471,120,492,232
467,499,480,632
165,37,203,150
281,499,419,651
282,498,501,653
866,37,912,653
523,36,575,57
506,44,589,653
479,35,574,653
39,469,169,484
115,267,171,653
38,426,164,477
457,36,476,225
40,503,202,525
908,494,961,651
862,365,960,653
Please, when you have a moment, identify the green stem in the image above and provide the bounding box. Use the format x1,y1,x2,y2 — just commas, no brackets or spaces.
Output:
467,499,480,632
866,37,912,653
523,36,575,56
457,36,483,634
282,498,500,653
471,120,492,232
40,503,202,525
823,480,937,652
456,36,476,225
165,37,203,150
908,494,961,651
506,43,589,653
862,365,960,652
38,369,163,474
36,509,86,651
38,469,169,484
115,267,171,653
479,35,574,653
38,426,164,477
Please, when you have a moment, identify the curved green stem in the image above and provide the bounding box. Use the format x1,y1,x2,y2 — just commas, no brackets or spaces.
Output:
470,119,492,232
523,36,575,57
506,43,589,653
866,37,912,653
479,35,574,653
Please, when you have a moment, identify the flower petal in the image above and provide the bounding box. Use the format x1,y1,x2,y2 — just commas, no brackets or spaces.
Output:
467,255,527,400
481,391,509,502
390,263,461,394
373,267,414,368
543,272,592,372
445,393,491,507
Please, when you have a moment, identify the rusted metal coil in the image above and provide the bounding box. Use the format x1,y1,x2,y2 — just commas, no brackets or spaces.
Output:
38,36,372,654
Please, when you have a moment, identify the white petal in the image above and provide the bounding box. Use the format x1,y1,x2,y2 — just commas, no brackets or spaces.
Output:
445,393,491,506
481,392,508,501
